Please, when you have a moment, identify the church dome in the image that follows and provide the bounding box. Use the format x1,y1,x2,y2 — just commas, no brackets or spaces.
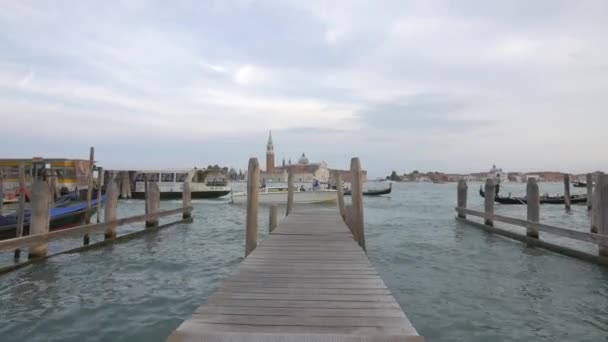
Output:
298,153,309,165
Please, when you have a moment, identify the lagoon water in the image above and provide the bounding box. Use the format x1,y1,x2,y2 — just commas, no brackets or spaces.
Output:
1,182,607,341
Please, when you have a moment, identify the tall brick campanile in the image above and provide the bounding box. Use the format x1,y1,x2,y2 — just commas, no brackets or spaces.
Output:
266,130,275,172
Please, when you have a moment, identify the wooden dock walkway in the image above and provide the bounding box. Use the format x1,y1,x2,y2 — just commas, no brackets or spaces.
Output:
169,208,421,341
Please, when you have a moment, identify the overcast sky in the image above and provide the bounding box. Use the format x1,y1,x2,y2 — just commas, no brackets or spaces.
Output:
1,0,607,177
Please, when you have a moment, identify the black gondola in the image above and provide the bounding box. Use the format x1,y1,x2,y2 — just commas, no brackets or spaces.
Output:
479,187,587,205
344,183,392,196
573,181,587,188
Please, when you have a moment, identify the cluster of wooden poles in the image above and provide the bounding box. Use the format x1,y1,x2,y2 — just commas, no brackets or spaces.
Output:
115,171,133,199
243,157,366,256
0,175,193,275
456,172,608,265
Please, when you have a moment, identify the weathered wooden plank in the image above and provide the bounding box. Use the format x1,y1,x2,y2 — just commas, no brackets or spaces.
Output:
240,262,373,268
190,314,410,328
220,281,388,289
169,321,421,338
238,266,376,272
204,298,404,309
215,287,393,295
224,276,387,285
228,273,380,280
195,306,406,318
208,292,397,302
237,263,376,270
243,258,370,263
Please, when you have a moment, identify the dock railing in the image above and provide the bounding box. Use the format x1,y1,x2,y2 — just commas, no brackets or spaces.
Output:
455,175,608,266
0,177,193,273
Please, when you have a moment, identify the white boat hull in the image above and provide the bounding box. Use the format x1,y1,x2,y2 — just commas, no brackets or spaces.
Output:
231,190,337,205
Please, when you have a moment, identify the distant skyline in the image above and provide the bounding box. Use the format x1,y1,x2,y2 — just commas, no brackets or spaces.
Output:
1,1,607,177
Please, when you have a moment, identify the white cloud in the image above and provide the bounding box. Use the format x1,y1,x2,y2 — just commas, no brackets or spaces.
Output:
234,65,278,86
199,61,227,73
390,17,440,37
18,70,35,87
487,37,537,61
324,28,346,44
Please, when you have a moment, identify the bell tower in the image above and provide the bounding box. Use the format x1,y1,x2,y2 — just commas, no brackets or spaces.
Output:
266,130,275,172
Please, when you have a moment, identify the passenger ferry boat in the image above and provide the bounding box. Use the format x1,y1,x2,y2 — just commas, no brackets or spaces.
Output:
131,169,231,199
231,186,336,205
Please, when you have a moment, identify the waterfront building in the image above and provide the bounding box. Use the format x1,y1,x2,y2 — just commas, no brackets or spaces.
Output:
259,132,331,184
489,164,506,184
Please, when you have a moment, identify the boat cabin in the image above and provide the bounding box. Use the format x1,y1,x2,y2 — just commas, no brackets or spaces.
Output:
132,169,229,193
0,158,94,196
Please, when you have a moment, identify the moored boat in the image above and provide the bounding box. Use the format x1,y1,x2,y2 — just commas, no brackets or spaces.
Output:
130,169,231,199
0,157,96,199
479,187,587,205
231,187,336,205
573,181,587,188
0,195,106,240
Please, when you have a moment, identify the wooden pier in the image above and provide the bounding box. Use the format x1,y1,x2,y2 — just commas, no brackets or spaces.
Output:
169,158,421,342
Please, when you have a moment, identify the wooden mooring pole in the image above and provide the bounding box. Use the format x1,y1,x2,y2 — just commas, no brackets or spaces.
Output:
182,182,192,220
269,205,278,233
286,166,294,216
96,167,104,223
119,172,127,199
592,173,604,234
83,147,94,245
28,181,51,259
350,157,365,251
345,204,353,234
484,179,495,226
104,179,119,239
457,180,467,218
587,173,593,211
126,172,132,199
0,168,4,212
336,173,345,220
245,158,259,256
564,174,571,210
14,164,26,260
526,178,540,239
599,174,608,258
85,147,95,224
145,182,160,228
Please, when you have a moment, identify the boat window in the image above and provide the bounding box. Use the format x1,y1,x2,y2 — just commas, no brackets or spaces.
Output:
193,171,205,183
62,167,75,179
161,173,174,182
5,166,19,178
134,173,145,182
148,173,160,182
176,173,188,182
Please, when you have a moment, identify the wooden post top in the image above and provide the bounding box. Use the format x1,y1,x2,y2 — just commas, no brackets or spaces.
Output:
457,179,467,189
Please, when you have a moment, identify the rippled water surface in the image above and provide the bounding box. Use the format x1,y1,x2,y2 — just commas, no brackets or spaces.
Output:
1,182,607,341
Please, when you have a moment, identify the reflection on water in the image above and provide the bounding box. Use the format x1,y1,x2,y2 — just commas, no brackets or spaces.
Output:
0,182,607,341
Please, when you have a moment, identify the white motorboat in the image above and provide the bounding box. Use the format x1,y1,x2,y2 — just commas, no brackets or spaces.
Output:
231,186,337,205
